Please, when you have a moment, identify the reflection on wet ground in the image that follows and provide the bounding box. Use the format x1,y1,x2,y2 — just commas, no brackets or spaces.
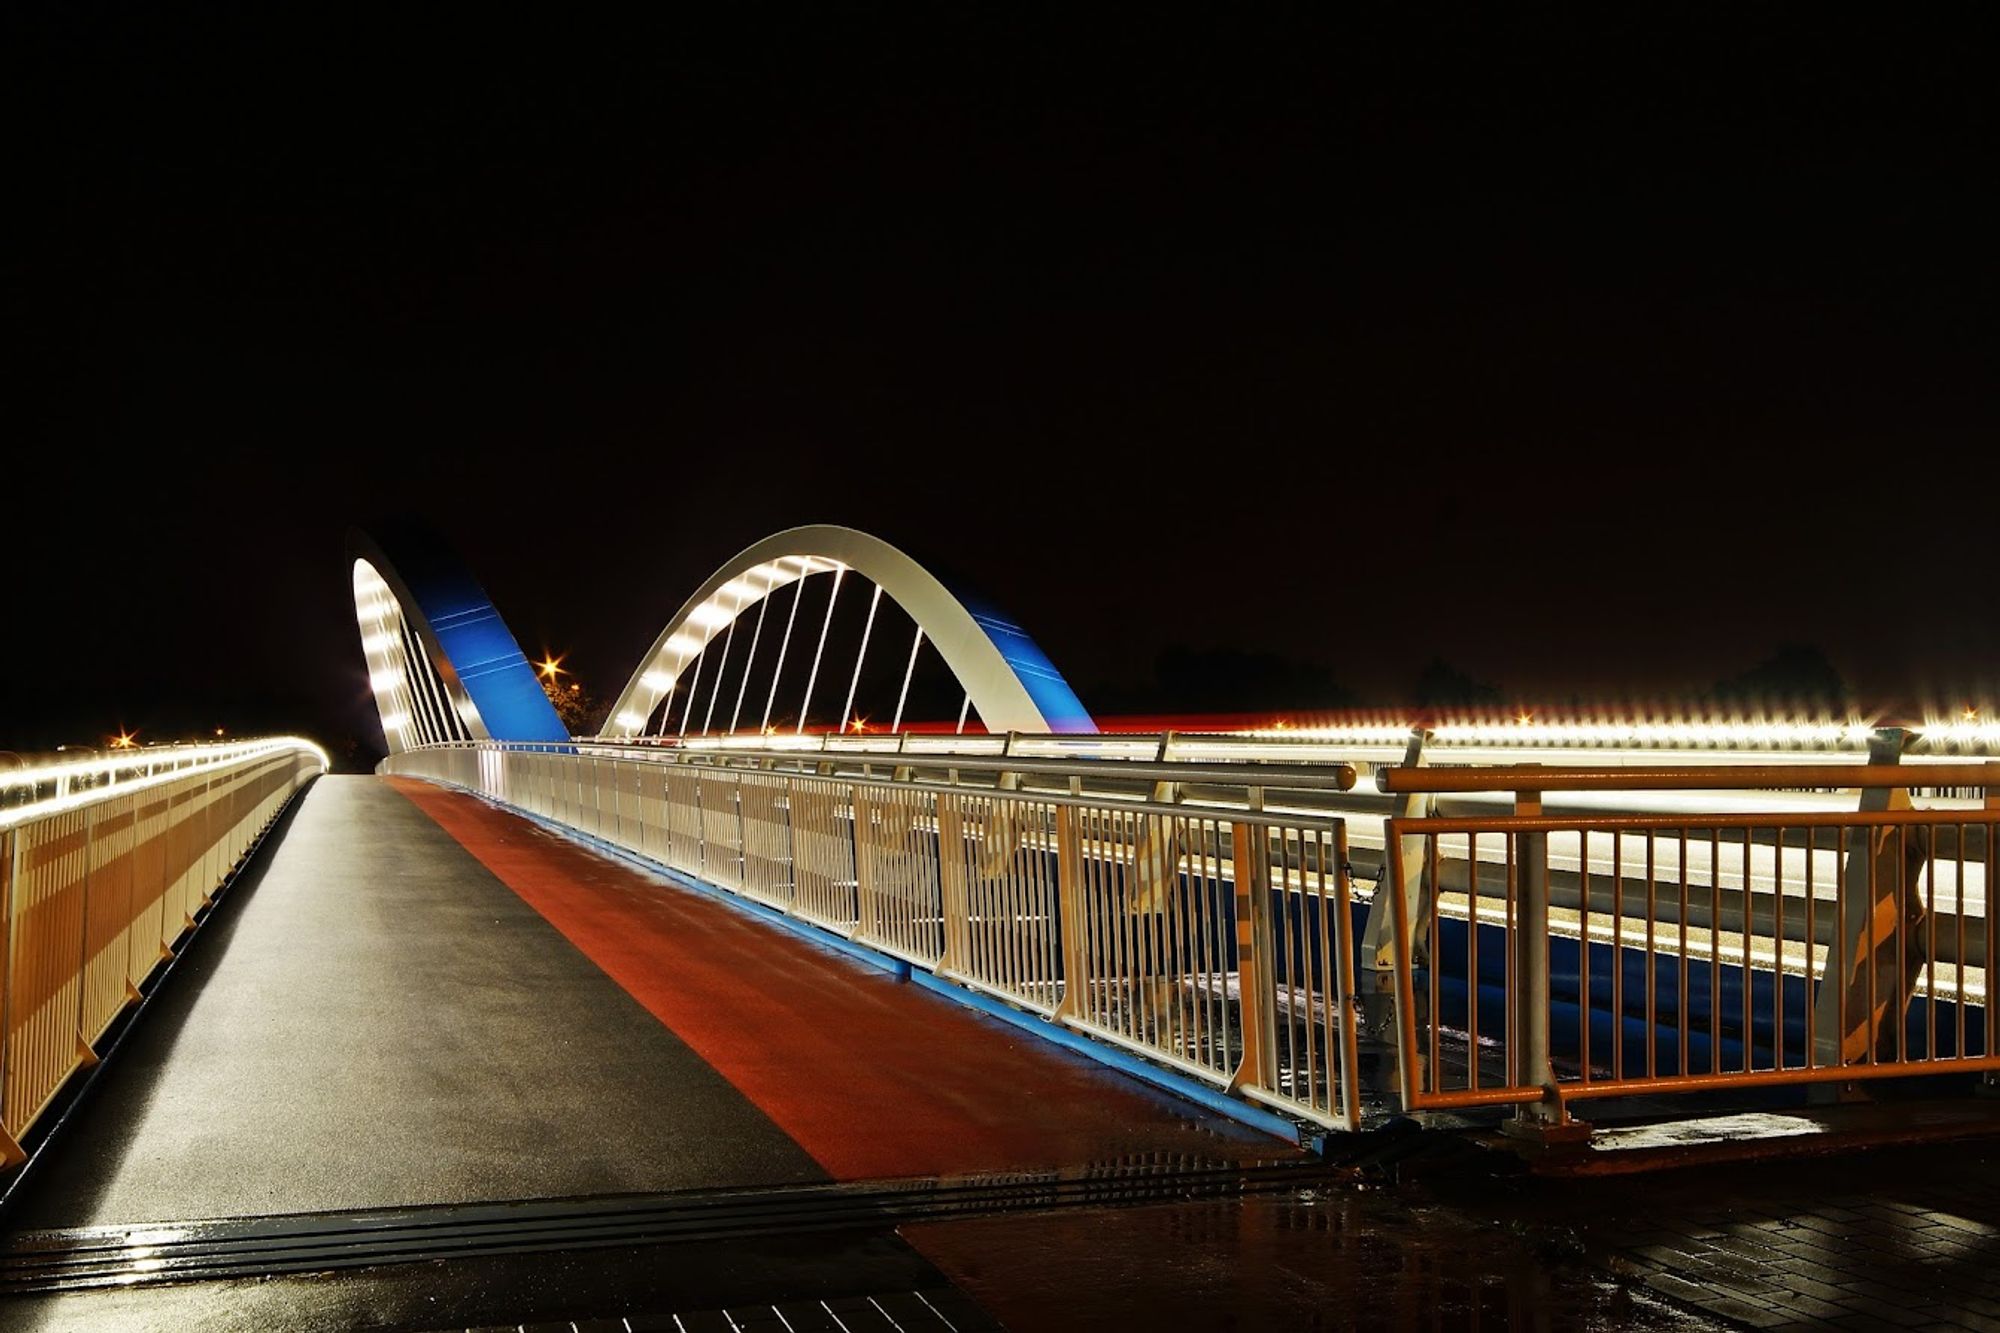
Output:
904,1188,1710,1331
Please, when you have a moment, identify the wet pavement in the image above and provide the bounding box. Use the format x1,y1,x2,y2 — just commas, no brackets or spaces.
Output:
10,774,2000,1329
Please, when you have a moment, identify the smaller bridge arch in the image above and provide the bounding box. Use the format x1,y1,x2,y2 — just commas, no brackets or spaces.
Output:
349,526,570,753
603,525,1095,738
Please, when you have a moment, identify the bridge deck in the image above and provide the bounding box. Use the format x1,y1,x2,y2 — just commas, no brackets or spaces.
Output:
7,774,1281,1234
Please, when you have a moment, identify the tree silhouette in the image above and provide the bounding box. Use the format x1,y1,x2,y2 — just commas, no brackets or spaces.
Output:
543,678,609,735
1086,645,1355,715
1710,644,1849,707
1413,658,1502,708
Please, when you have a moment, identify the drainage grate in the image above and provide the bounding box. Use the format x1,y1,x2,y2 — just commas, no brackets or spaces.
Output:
451,1286,997,1332
1,1157,1331,1294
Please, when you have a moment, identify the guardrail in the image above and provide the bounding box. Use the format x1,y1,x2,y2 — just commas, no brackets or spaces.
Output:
0,738,326,1164
1378,760,2000,1135
384,741,1364,1131
390,740,2000,1140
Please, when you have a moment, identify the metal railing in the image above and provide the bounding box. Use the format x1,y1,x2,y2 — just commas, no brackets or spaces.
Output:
390,739,2000,1138
385,741,1365,1131
1377,761,2000,1131
0,738,326,1164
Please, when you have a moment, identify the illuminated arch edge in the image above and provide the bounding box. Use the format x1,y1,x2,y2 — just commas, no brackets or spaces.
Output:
603,525,1096,738
348,528,570,754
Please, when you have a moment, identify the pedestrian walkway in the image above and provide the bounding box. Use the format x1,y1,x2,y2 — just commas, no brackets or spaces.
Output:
0,775,1299,1329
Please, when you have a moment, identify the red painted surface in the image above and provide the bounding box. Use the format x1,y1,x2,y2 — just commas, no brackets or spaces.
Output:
387,778,1290,1182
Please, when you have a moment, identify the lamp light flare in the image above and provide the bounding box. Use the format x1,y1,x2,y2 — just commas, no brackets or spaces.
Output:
536,654,565,681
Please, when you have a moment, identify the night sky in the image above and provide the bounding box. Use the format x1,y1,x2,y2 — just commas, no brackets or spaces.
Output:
6,9,1992,768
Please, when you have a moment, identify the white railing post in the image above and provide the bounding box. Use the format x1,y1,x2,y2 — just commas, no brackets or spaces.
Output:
1503,769,1583,1140
1813,727,1915,1076
0,827,22,1166
1226,820,1274,1097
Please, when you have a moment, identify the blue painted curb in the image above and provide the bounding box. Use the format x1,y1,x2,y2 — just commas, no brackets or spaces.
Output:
430,781,1310,1149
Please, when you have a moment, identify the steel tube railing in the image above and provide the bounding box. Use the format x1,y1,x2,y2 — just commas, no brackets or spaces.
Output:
389,741,2000,1139
1379,763,2000,794
0,738,325,1164
1385,796,2000,1128
384,741,1365,1132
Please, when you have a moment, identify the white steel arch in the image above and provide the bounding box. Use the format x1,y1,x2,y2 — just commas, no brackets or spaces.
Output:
603,526,1095,738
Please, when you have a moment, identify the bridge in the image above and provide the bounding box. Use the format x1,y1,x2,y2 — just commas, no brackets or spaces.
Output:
4,523,2000,1328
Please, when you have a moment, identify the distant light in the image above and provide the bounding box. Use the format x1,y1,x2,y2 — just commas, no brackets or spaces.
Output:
213,727,225,737
537,654,564,681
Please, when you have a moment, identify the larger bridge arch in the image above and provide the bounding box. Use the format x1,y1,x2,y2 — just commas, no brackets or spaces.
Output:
604,525,1096,738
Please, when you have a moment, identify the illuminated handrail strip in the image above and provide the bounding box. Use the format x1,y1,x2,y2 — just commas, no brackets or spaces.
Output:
0,738,332,827
1378,762,2000,795
0,737,325,1164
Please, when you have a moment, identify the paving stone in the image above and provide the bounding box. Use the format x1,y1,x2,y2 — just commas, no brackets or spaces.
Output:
1837,1277,1944,1306
1759,1275,1859,1307
1830,1291,1938,1327
1642,1271,1715,1305
1759,1291,1851,1321
1940,1314,2000,1333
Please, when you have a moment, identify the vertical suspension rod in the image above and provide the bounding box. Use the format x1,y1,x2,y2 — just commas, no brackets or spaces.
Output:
700,596,740,736
762,563,809,735
797,566,847,734
728,580,773,735
891,627,924,734
839,584,885,735
678,641,707,738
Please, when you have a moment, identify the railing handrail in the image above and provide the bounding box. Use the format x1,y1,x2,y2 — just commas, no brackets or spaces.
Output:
1387,806,2000,836
1376,762,2000,795
0,737,331,830
783,772,1347,832
437,738,1361,794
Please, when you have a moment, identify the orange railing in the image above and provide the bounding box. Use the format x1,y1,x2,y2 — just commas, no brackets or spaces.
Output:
0,740,324,1164
1378,760,2000,1132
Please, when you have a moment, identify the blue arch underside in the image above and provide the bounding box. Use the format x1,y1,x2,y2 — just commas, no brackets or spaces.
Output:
372,528,570,743
962,600,1097,734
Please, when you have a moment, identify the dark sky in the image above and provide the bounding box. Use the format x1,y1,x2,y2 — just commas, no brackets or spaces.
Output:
5,8,1993,766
